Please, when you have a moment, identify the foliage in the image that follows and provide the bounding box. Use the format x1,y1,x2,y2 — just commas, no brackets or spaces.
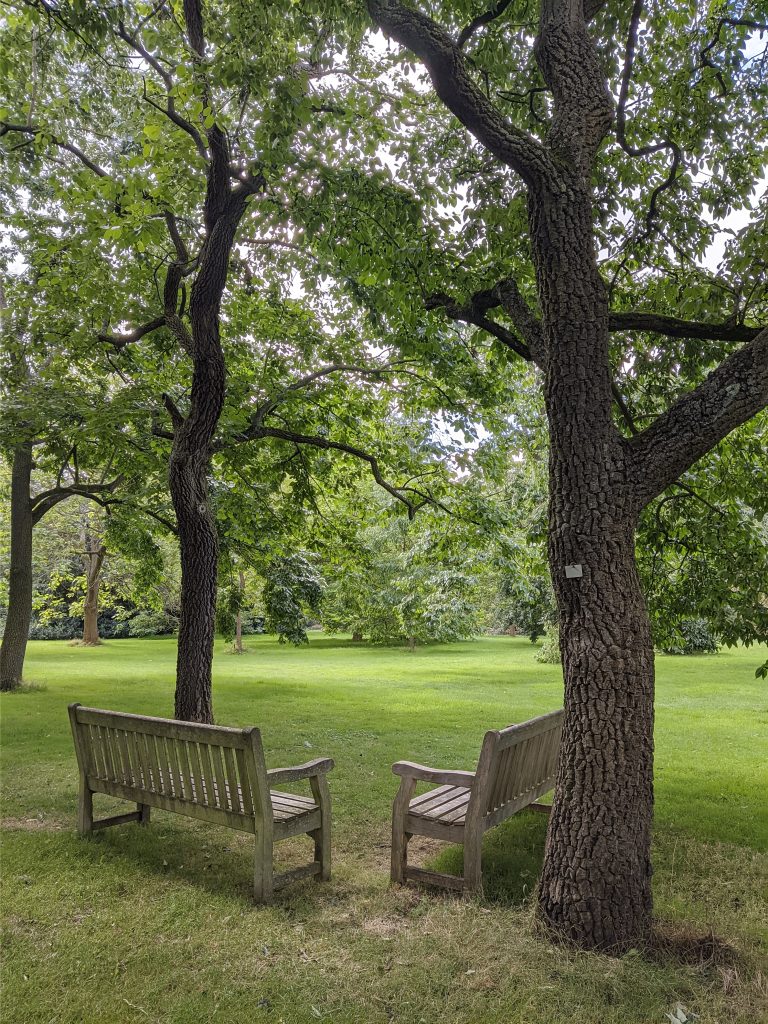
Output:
322,509,483,646
125,609,178,639
661,618,719,656
214,586,241,646
262,552,324,645
535,625,561,665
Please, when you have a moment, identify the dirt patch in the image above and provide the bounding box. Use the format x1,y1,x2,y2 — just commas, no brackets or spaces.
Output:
2,816,65,832
371,834,444,873
648,922,744,971
360,915,407,938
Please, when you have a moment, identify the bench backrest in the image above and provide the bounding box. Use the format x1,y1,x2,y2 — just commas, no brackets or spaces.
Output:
68,704,271,833
473,709,564,824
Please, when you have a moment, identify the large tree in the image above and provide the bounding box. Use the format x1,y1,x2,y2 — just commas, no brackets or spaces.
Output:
1,0,472,720
359,0,767,949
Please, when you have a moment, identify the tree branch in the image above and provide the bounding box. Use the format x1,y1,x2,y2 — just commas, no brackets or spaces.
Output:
366,0,555,188
240,364,396,436
0,122,109,177
30,476,123,525
116,18,209,163
629,327,768,509
615,0,681,231
609,311,763,343
426,292,533,362
98,316,166,350
700,17,768,96
457,0,515,49
238,424,423,518
427,274,547,364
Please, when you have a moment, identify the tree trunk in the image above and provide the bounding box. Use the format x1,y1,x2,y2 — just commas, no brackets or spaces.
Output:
0,442,34,690
81,541,106,646
351,631,363,642
169,406,222,723
233,568,245,654
532,188,654,949
82,573,102,645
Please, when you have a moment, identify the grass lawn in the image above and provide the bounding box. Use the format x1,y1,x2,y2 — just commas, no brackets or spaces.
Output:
1,635,766,1024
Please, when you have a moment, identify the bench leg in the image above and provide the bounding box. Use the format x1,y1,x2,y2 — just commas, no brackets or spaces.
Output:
391,777,416,885
309,775,332,882
463,828,484,898
138,803,151,826
253,830,274,904
77,776,93,836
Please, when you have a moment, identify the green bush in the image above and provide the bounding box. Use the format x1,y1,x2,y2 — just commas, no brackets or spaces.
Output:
126,610,178,638
662,618,719,655
535,625,561,664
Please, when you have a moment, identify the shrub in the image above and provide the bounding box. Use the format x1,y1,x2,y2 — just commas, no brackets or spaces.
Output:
662,618,719,655
126,610,178,638
28,616,81,640
535,625,561,664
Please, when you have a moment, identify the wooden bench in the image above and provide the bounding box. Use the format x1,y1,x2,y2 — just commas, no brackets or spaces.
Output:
390,708,563,896
68,704,334,902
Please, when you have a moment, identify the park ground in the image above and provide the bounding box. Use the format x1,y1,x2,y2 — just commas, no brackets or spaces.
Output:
1,635,766,1024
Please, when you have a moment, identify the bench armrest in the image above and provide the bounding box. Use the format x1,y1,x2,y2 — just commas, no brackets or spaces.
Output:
267,757,335,784
392,761,475,788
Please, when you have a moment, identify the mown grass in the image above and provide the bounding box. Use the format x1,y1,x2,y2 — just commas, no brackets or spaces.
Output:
1,635,766,1024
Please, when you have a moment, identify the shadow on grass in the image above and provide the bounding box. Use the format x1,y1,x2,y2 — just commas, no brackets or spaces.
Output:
427,809,549,907
68,818,279,903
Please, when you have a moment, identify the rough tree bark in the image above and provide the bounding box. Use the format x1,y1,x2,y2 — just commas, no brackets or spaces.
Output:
0,442,34,690
368,0,768,950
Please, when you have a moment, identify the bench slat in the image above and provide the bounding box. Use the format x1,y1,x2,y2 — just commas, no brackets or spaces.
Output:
167,737,185,799
199,742,217,806
210,744,230,811
223,746,242,814
411,786,468,817
409,784,454,810
75,707,250,746
235,748,254,816
417,788,472,823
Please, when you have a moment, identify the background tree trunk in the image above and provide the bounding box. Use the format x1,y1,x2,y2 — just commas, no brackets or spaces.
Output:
233,567,245,654
0,441,34,690
80,522,106,646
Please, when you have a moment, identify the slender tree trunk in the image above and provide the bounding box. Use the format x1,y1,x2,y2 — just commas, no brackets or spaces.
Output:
0,442,34,690
532,189,654,949
351,631,363,642
233,568,245,654
81,539,106,646
82,573,102,645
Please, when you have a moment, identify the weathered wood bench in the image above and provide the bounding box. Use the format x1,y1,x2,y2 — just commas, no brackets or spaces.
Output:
68,704,334,902
390,708,563,896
